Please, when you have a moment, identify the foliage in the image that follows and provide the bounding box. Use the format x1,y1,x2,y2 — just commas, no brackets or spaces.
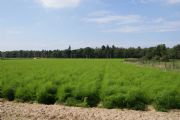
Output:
154,90,180,111
3,87,16,101
65,97,88,107
0,44,179,61
57,86,74,103
102,89,148,110
103,94,127,109
0,59,180,111
126,89,148,110
15,86,36,102
0,86,2,98
37,84,57,104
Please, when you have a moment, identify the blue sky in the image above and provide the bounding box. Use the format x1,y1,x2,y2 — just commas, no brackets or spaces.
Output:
0,0,180,50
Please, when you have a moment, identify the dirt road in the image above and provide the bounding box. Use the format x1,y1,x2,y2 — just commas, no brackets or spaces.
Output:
0,101,179,120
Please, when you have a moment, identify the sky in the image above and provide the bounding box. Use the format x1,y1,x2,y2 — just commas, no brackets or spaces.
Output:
0,0,180,50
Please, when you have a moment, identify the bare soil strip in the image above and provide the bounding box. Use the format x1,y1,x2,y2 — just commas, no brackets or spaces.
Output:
0,101,179,120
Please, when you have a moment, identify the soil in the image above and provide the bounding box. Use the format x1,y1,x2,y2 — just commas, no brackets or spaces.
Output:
0,101,179,120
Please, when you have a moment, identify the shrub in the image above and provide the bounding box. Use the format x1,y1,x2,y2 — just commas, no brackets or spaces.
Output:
82,97,89,107
154,90,180,112
57,86,74,103
103,94,126,109
3,87,16,101
37,85,57,105
65,97,80,106
85,93,100,107
65,97,89,107
0,86,2,98
15,87,36,102
153,56,160,61
75,92,100,107
126,90,148,110
160,56,169,62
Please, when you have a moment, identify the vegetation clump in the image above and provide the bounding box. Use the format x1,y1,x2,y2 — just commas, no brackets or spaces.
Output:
154,90,180,112
103,94,127,109
0,59,179,111
126,89,148,110
15,87,36,102
102,90,148,110
0,86,2,98
0,44,179,59
3,87,16,101
37,84,57,105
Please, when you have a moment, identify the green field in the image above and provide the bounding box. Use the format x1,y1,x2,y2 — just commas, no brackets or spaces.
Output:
0,59,180,111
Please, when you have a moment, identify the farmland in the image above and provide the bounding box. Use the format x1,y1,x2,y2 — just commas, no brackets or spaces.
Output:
0,59,180,111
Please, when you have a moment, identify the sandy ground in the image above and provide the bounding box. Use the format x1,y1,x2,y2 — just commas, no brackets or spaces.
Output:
0,101,179,120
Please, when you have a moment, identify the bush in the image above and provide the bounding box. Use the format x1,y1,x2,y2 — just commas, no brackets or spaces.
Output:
65,97,89,107
160,56,169,62
103,94,126,109
75,92,100,107
37,85,57,104
86,93,100,107
57,86,74,103
154,90,180,112
3,87,16,101
65,97,80,106
126,90,148,110
0,86,2,98
15,87,36,102
61,85,100,107
153,56,160,61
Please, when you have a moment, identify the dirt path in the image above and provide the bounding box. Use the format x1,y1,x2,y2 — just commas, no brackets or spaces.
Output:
0,101,179,120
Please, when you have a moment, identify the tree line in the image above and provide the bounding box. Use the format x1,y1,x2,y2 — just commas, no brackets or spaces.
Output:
0,44,180,61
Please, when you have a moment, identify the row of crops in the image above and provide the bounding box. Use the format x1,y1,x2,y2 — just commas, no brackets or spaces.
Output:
0,59,179,111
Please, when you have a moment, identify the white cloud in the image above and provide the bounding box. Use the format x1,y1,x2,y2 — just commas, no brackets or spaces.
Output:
6,30,22,35
84,12,141,24
104,26,142,33
36,0,81,9
3,27,24,35
103,20,180,33
132,0,180,5
84,12,180,33
131,0,156,4
88,11,111,17
167,0,180,4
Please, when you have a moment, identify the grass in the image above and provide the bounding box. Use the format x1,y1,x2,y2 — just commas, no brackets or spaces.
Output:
125,58,180,71
0,59,180,111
